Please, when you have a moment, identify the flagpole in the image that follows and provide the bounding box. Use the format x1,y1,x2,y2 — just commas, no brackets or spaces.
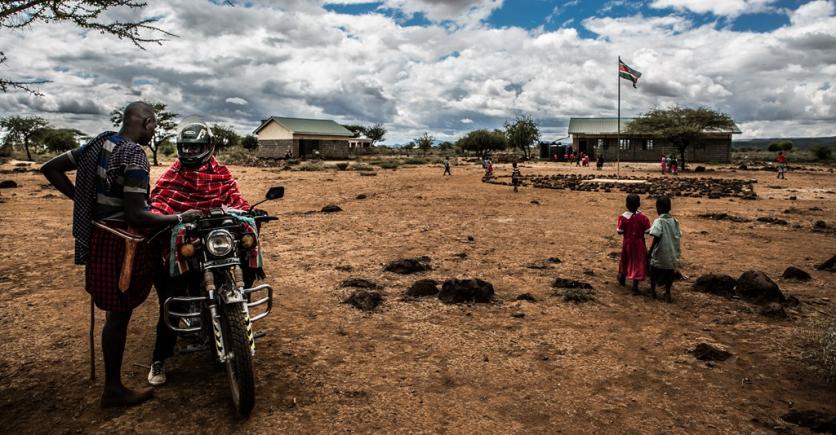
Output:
617,56,621,179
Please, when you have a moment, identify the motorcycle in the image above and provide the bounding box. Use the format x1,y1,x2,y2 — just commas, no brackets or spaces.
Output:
161,186,284,417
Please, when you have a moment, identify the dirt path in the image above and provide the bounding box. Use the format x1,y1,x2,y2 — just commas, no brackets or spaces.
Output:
0,159,834,434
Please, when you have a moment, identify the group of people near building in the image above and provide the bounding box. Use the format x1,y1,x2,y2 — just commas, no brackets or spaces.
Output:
660,155,679,175
41,102,255,408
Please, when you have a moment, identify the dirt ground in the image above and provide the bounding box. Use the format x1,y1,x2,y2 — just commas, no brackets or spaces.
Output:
0,158,835,434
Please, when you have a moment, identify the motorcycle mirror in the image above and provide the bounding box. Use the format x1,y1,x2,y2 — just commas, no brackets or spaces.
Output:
265,186,284,200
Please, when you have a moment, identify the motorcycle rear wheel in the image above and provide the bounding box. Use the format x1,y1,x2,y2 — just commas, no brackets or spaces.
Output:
222,303,256,417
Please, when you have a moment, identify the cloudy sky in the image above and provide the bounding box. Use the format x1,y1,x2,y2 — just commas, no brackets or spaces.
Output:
1,0,835,143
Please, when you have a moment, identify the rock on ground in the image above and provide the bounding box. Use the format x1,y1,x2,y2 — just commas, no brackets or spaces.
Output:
405,279,439,297
816,255,836,272
735,271,786,305
559,288,595,303
438,279,494,304
759,303,789,319
552,278,593,289
782,410,836,433
339,278,382,289
384,256,432,274
321,204,343,213
516,293,537,302
782,266,811,281
343,290,383,311
692,274,737,297
692,343,732,362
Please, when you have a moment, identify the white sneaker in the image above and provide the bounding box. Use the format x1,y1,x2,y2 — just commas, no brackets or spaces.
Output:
147,361,166,386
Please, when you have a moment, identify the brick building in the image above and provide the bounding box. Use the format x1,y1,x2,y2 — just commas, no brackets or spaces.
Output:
568,118,741,163
254,117,354,159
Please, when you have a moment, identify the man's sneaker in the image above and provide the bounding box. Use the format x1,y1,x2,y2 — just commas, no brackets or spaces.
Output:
147,361,166,386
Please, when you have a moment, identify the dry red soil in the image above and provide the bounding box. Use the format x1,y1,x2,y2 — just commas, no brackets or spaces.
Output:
1,159,834,434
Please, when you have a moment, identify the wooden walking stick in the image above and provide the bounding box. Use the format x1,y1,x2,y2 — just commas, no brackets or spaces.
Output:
90,296,95,381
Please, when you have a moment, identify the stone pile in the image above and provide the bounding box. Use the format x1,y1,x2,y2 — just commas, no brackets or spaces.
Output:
498,174,759,199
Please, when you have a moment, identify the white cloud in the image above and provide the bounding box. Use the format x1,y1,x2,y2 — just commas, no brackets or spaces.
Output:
649,0,778,17
225,97,249,105
0,0,834,143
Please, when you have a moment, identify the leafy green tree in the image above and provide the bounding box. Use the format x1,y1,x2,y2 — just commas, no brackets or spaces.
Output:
242,134,259,150
438,141,454,152
341,124,366,138
768,140,793,152
1,1,172,94
0,115,50,160
365,123,386,147
110,101,177,165
415,132,434,154
456,129,507,157
504,115,539,160
36,128,85,152
211,124,241,149
625,106,736,169
811,144,832,161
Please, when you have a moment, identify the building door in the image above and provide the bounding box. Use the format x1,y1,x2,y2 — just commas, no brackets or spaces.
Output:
299,139,320,159
579,139,588,155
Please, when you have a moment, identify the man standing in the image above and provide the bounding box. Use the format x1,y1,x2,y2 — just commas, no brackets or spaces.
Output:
41,102,202,408
145,120,251,386
775,151,787,179
443,157,452,176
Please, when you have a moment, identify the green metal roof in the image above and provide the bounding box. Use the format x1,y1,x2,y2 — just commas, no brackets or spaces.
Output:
568,117,741,135
254,116,354,136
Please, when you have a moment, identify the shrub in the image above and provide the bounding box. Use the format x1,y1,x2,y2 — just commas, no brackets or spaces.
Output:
336,162,349,170
294,162,325,171
159,141,176,157
561,288,595,303
807,318,836,383
350,163,374,171
377,161,399,170
404,158,428,165
812,144,833,161
768,140,793,152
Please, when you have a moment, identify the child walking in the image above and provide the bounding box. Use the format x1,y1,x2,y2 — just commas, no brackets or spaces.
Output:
648,196,681,303
775,151,787,179
617,194,651,294
443,157,452,176
511,162,521,192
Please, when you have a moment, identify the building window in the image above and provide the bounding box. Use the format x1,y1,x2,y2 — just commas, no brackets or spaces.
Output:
645,139,653,150
619,139,630,150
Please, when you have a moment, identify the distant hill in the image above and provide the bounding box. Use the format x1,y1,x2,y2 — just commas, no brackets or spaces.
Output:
733,137,836,150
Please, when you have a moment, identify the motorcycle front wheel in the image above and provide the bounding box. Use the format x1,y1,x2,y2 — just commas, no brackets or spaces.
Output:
222,303,256,417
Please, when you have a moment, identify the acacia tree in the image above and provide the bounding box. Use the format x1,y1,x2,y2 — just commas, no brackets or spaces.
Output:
341,124,366,138
1,1,172,94
455,129,507,158
0,115,50,160
211,124,241,149
625,106,736,169
415,132,434,154
110,102,178,165
365,123,386,147
504,115,539,160
241,134,259,150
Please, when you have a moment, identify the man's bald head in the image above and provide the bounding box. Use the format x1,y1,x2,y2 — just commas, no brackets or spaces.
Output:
119,101,157,146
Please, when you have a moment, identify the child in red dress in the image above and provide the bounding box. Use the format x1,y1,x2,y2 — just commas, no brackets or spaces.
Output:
617,194,651,294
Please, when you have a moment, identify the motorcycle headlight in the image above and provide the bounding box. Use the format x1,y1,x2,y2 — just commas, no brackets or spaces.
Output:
206,230,234,257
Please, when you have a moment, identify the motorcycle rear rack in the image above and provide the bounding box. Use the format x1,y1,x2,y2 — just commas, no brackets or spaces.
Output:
244,284,273,322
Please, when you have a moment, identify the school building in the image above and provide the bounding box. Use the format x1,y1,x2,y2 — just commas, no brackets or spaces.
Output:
254,116,355,159
567,118,741,163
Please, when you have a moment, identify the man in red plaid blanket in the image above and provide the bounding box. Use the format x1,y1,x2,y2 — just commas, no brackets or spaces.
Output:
146,120,251,386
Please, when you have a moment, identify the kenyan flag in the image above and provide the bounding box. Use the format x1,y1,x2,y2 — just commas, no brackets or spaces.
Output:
619,59,642,88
